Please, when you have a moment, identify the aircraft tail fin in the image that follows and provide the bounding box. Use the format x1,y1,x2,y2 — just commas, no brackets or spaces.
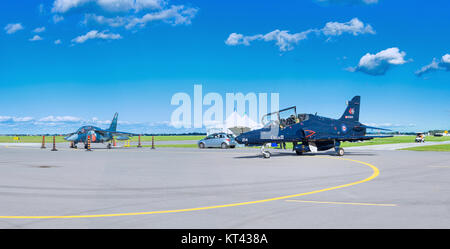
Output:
339,96,360,122
108,112,118,132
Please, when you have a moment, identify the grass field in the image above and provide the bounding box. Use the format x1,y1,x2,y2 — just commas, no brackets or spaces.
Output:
129,135,204,142
399,144,450,152
0,136,67,143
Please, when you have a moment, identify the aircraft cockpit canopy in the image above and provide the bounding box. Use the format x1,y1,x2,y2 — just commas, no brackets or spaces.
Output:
261,106,310,129
77,126,93,133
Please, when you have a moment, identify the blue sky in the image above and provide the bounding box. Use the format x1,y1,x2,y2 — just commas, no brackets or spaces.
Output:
0,0,449,134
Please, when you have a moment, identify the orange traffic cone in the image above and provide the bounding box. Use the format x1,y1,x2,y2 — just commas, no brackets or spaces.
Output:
51,136,57,151
137,135,142,148
41,136,46,149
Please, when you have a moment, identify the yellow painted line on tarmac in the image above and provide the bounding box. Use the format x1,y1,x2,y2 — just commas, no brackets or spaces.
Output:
286,200,396,207
0,156,379,219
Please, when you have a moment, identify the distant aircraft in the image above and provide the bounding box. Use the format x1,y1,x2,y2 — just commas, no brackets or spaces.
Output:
64,113,138,149
235,96,392,158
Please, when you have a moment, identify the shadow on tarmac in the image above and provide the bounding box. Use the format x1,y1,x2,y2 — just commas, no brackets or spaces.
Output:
234,150,377,159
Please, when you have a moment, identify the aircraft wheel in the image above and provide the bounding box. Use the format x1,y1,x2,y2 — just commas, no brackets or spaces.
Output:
107,143,112,149
336,148,344,156
263,151,271,159
221,143,228,149
84,144,88,149
295,150,303,155
198,142,205,149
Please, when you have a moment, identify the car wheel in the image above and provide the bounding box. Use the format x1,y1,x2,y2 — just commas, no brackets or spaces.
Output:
198,142,205,149
336,148,344,156
221,143,228,149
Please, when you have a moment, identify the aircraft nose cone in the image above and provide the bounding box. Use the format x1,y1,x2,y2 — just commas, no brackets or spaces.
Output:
235,135,243,144
65,134,78,141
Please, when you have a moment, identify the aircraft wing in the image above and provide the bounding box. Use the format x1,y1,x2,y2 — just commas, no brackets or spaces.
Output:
109,131,139,137
93,129,139,137
358,125,392,131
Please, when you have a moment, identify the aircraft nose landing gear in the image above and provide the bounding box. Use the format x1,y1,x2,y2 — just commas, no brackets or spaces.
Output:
261,143,271,159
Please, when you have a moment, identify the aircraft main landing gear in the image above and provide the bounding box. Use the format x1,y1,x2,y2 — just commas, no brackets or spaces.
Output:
334,141,344,156
107,143,112,149
261,143,271,159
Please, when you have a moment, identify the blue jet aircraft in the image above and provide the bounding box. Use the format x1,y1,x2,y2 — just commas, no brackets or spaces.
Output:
64,113,138,149
235,96,392,158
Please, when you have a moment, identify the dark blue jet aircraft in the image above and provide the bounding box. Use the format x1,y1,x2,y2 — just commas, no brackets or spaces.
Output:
235,96,392,158
64,113,137,149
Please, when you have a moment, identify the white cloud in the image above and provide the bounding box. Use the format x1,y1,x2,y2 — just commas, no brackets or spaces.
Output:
125,5,198,29
4,23,24,34
54,39,62,44
29,35,44,41
53,15,64,23
52,0,165,13
33,26,46,33
71,30,122,43
53,1,198,37
349,47,409,75
415,53,450,77
90,117,111,125
39,116,81,122
225,30,315,52
0,116,34,123
77,3,197,31
83,14,127,27
38,3,45,15
225,18,374,52
322,18,375,36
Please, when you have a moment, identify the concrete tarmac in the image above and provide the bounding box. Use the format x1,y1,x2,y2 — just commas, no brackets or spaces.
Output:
0,145,449,228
